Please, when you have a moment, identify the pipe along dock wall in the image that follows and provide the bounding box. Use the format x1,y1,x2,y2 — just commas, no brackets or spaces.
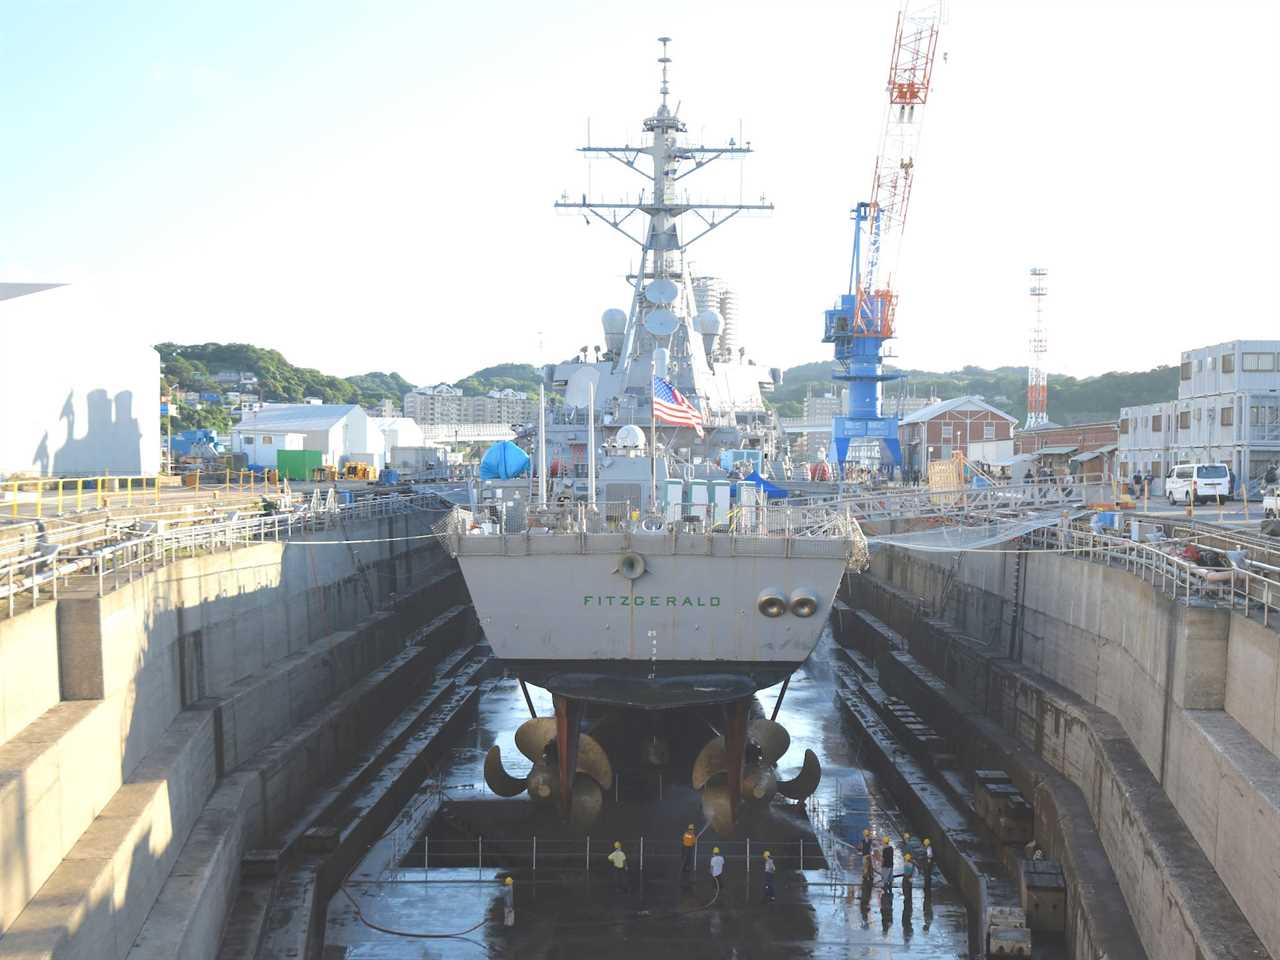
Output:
849,545,1277,960
0,510,466,960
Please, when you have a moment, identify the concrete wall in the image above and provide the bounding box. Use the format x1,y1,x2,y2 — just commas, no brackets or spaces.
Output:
1224,612,1280,755
865,545,1279,960
0,508,452,952
0,604,61,747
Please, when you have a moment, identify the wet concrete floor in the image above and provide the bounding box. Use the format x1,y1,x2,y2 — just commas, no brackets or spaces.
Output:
324,627,969,958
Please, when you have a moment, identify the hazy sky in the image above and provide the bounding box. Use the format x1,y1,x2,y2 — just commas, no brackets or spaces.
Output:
3,0,1276,386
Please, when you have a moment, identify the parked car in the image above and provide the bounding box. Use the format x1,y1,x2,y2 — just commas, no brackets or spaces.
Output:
1165,463,1230,505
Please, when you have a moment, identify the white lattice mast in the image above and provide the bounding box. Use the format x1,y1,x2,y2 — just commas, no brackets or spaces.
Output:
1025,267,1049,428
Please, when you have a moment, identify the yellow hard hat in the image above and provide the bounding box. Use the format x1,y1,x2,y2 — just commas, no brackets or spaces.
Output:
904,833,911,840
504,876,513,885
883,836,891,843
763,850,771,858
923,838,931,846
713,846,720,854
904,853,912,861
863,828,870,836
614,840,622,849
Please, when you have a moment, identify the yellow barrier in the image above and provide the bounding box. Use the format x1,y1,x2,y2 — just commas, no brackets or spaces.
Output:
3,475,170,518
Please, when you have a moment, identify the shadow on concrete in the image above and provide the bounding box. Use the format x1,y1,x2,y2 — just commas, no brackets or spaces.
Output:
29,387,143,477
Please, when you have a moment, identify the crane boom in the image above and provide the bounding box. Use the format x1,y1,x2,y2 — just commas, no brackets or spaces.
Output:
823,0,943,471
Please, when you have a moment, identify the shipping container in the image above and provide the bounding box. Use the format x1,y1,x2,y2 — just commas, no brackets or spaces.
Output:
276,449,324,481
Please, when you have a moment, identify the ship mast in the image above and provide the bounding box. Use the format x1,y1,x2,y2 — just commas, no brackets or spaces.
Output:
554,37,772,378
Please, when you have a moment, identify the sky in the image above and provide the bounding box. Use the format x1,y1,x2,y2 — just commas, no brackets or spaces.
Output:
2,0,1277,387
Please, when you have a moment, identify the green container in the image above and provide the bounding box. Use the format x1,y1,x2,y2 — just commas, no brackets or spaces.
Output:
276,449,323,481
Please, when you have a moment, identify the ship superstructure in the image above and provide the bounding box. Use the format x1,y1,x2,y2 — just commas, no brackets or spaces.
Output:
542,38,782,479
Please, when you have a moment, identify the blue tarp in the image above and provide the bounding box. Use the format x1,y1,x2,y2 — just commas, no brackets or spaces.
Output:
479,441,530,480
745,470,789,500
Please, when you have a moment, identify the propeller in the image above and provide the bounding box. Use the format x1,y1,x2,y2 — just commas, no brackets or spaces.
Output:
483,746,527,797
483,718,612,827
749,719,791,764
691,723,822,826
776,749,822,801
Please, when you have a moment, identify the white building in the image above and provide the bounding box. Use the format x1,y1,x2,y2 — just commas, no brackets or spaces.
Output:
403,384,536,427
1119,340,1280,490
231,404,369,469
1,284,161,477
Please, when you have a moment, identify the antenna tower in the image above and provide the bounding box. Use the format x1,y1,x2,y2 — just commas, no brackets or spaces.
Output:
1025,267,1048,428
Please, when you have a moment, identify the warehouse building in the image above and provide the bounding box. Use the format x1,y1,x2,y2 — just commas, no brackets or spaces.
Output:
231,404,370,470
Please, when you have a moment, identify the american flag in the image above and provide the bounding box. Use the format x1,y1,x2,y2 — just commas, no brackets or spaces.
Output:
652,375,704,438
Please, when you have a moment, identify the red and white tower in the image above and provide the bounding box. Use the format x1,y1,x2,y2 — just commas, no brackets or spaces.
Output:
1025,267,1049,428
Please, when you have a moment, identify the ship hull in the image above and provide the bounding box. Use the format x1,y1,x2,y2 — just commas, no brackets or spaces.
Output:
505,657,801,709
455,535,848,710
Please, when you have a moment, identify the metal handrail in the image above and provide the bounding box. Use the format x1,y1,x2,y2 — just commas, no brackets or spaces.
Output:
1,491,446,618
1022,522,1277,628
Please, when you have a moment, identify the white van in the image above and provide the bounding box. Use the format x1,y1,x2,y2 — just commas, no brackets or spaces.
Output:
1165,463,1230,505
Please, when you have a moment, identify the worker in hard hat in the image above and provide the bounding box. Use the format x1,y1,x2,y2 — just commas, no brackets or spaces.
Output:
501,875,515,927
709,845,725,894
880,836,894,893
922,838,934,893
901,852,915,899
608,840,628,892
861,828,874,880
680,824,697,884
762,850,776,902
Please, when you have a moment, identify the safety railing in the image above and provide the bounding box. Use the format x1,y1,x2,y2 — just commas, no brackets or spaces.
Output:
0,469,291,520
1022,521,1278,628
1,490,448,618
444,498,868,565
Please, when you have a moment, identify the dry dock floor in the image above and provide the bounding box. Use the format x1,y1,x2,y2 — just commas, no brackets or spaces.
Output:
324,634,971,958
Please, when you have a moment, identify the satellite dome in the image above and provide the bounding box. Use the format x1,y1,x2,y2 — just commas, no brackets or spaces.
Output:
694,309,723,335
601,308,626,354
615,424,647,451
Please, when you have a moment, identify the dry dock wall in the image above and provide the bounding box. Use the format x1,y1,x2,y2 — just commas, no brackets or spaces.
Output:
859,545,1278,960
0,509,458,959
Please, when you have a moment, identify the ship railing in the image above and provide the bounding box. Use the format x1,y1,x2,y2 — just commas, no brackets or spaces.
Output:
1018,519,1278,628
442,500,865,565
1,490,447,617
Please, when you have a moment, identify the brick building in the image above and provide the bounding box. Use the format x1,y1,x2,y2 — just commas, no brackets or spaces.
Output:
898,396,1017,476
1015,420,1119,477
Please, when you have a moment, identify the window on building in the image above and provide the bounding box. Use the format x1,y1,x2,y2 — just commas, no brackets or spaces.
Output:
1243,352,1277,371
1194,407,1202,422
1151,460,1162,479
1151,414,1162,432
262,435,273,444
243,435,254,445
1119,419,1129,435
1209,356,1215,371
941,423,953,440
1180,360,1192,380
1221,407,1233,427
1178,410,1191,430
1221,353,1234,373
983,422,995,440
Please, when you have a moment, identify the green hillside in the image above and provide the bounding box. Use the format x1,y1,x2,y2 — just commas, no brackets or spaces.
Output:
768,361,1178,425
155,342,1177,429
156,343,414,407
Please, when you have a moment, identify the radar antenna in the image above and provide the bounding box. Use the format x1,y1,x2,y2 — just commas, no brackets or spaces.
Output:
554,37,772,377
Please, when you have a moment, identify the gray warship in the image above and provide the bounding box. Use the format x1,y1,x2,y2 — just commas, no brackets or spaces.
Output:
441,40,868,830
